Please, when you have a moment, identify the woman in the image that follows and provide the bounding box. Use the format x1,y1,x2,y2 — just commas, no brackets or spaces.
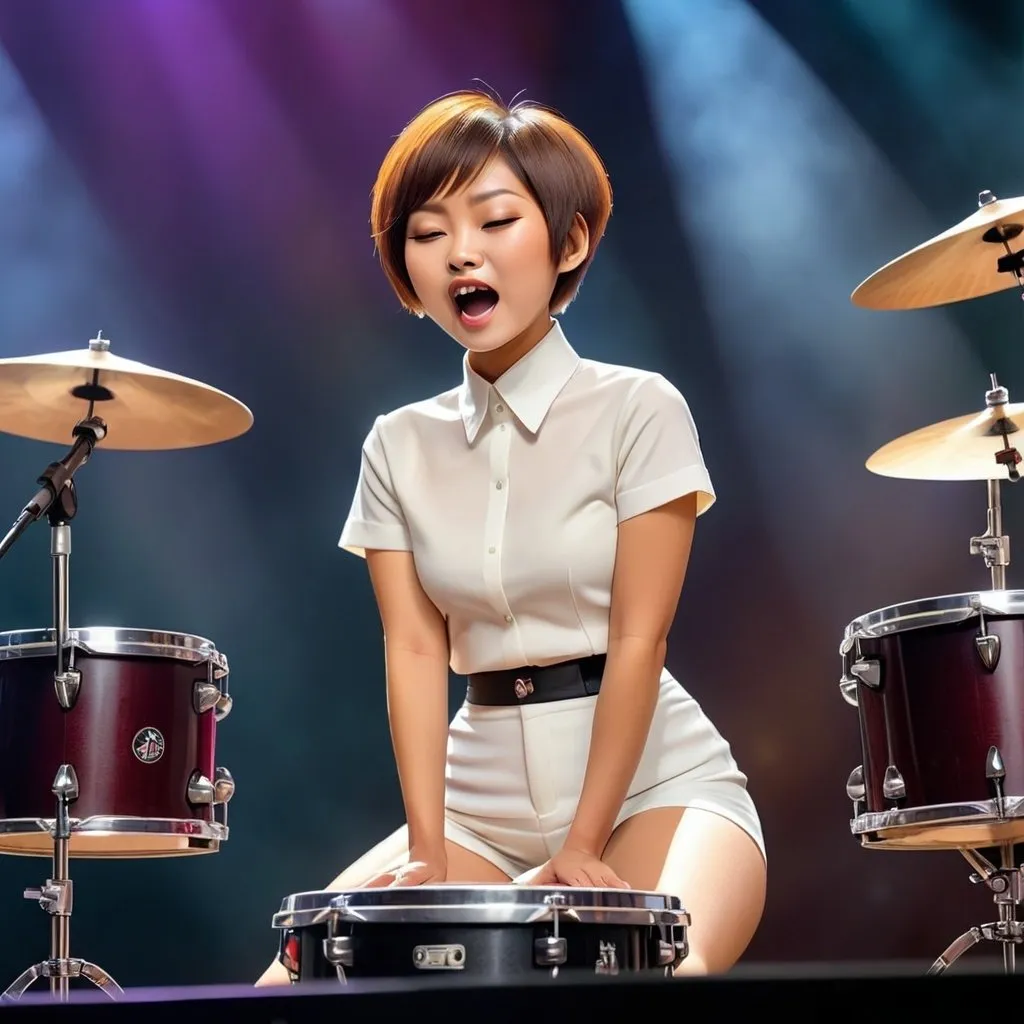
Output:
258,90,765,984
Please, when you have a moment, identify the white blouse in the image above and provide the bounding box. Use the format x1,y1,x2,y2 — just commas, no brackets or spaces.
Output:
339,320,715,676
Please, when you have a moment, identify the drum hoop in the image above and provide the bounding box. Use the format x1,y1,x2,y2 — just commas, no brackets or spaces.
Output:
271,885,682,931
0,816,228,840
0,627,227,670
844,590,1024,639
851,797,1024,834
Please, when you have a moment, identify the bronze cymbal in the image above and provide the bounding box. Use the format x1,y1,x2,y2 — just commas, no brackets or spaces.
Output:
851,191,1024,310
0,336,253,450
866,402,1024,481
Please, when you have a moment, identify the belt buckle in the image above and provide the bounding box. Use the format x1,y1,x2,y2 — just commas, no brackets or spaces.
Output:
513,677,534,700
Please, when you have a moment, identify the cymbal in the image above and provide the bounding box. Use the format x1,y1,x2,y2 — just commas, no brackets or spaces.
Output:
867,402,1024,481
0,337,253,450
851,191,1024,310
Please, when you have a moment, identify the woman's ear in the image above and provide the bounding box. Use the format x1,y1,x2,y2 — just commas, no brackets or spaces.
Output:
558,213,590,274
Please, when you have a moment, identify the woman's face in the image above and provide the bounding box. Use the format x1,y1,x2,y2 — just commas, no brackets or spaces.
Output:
404,157,584,354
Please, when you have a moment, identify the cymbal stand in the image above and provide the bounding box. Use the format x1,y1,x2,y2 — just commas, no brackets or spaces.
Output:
0,414,117,1002
1,767,122,1002
929,843,1024,975
969,375,1019,591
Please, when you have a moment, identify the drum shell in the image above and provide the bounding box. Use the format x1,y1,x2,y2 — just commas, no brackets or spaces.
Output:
325,924,666,981
855,614,1024,822
0,630,227,857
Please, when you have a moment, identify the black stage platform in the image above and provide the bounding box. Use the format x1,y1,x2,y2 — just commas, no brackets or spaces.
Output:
0,963,1020,1021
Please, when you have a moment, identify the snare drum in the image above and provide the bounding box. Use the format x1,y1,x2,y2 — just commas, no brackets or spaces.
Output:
0,627,235,857
841,591,1024,850
272,886,689,982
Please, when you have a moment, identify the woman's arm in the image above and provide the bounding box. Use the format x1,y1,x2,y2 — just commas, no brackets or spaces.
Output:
564,492,698,863
364,548,452,878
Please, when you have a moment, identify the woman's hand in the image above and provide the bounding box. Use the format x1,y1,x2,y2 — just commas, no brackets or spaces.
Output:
515,846,629,889
361,858,447,888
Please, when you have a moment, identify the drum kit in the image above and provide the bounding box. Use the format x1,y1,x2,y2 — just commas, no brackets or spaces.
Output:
842,189,1024,974
0,333,252,1002
13,193,1024,1003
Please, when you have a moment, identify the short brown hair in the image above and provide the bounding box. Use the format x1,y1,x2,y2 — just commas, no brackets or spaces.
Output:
370,91,613,315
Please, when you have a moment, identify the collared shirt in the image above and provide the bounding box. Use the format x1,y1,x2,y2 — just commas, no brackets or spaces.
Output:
339,319,715,676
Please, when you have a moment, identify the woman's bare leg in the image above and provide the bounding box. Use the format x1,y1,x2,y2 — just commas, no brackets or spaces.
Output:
602,806,766,975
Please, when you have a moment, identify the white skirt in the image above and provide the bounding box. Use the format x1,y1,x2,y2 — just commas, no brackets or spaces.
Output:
442,668,765,878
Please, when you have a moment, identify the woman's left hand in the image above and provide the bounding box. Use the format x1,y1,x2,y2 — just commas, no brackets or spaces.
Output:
515,846,630,889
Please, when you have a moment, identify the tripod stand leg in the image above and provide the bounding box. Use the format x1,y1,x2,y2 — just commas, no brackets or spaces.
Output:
78,961,123,997
1,964,45,1001
928,926,983,975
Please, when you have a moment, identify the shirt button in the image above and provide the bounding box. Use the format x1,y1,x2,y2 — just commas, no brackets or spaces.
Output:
496,404,504,413
495,481,503,490
504,614,514,624
499,424,506,432
488,546,496,554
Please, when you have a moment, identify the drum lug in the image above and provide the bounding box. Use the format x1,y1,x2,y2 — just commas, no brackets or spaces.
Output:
54,669,81,711
974,606,1002,671
323,935,352,984
656,936,688,968
882,765,906,802
838,643,860,706
846,765,866,817
976,633,1001,671
323,935,353,967
850,658,881,690
987,745,1007,818
535,891,569,968
206,654,232,720
534,935,567,967
213,767,235,805
214,692,233,722
186,771,215,805
192,681,220,715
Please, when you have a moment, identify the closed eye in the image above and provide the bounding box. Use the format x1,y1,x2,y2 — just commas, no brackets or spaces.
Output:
484,217,519,229
409,230,443,242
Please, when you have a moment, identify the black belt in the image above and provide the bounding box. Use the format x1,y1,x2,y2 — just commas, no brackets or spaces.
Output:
466,654,606,706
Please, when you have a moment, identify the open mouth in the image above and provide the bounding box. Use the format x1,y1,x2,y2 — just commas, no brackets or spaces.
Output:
452,284,499,327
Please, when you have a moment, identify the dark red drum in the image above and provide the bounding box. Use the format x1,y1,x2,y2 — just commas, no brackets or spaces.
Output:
0,627,234,858
841,591,1024,850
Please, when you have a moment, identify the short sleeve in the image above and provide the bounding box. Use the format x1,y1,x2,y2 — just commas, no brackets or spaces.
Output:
338,415,412,559
614,374,715,523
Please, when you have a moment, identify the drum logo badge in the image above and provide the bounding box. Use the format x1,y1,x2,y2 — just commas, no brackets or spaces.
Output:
132,727,165,764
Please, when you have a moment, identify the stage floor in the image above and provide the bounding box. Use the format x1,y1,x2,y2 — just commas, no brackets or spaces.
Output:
0,960,1021,1021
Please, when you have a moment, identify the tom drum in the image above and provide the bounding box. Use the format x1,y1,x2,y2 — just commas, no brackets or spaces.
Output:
841,590,1024,850
0,626,235,857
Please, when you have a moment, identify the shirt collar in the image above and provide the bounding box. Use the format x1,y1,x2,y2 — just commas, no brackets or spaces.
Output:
459,319,579,443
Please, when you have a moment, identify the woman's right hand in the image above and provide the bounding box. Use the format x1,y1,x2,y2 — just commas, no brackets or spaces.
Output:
361,858,447,888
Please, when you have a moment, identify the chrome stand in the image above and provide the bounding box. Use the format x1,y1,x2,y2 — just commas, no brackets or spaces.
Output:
971,478,1010,591
969,375,1019,591
929,843,1024,975
1,766,122,1001
0,408,117,1002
